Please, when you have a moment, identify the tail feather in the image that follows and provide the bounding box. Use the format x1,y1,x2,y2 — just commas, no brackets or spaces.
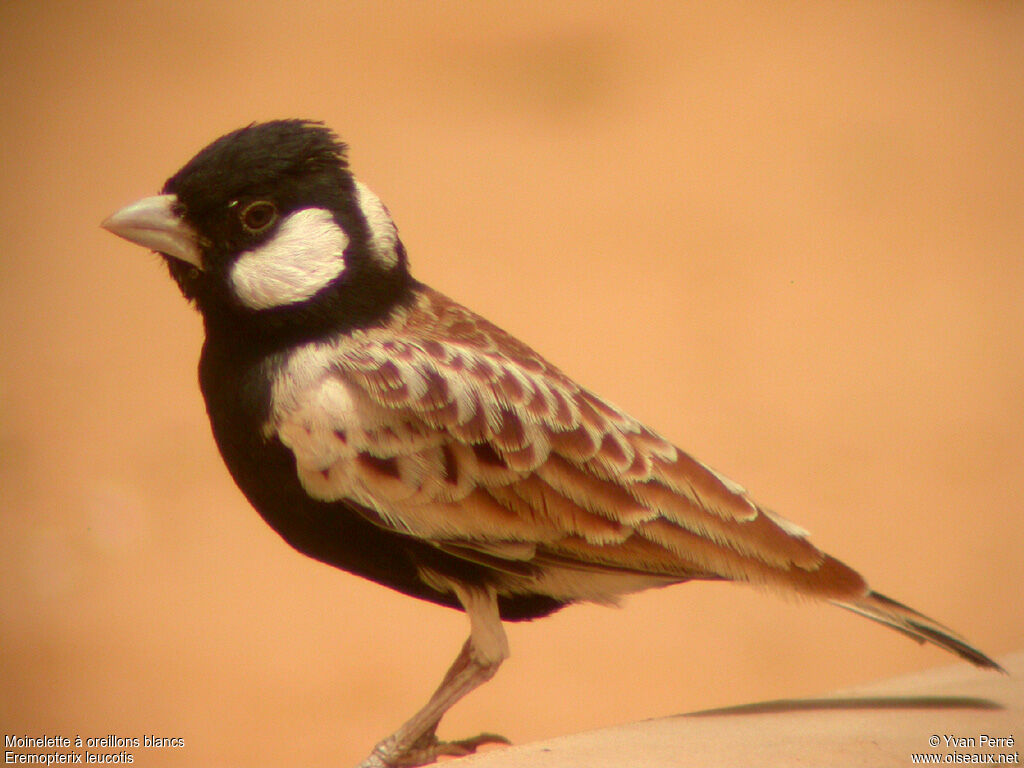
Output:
832,591,1005,673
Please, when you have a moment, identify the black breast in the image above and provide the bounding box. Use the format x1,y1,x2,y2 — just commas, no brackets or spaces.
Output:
195,333,565,622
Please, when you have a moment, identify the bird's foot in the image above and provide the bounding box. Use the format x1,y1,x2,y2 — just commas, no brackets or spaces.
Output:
394,731,510,766
356,731,510,768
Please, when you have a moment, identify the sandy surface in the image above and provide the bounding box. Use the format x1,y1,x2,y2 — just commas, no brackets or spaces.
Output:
461,651,1022,767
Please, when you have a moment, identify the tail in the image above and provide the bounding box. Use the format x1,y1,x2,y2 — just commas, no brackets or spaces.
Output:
832,591,1005,672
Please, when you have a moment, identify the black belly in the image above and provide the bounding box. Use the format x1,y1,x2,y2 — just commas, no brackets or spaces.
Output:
197,342,565,622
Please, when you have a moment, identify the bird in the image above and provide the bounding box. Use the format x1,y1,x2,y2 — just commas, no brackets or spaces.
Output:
102,120,1002,768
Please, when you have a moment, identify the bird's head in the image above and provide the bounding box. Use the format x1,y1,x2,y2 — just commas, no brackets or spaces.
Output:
102,120,411,342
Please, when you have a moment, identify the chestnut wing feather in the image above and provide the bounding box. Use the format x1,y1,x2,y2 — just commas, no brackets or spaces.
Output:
268,288,867,601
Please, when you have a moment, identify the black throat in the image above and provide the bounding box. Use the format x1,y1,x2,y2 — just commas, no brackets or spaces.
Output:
197,256,418,360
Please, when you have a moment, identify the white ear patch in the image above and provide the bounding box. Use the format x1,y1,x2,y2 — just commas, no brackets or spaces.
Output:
354,181,399,268
230,208,349,310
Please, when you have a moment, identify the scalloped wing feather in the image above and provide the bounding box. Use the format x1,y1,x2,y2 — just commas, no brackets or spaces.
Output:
265,288,868,603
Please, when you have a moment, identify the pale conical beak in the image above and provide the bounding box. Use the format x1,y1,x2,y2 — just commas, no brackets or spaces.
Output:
101,194,204,270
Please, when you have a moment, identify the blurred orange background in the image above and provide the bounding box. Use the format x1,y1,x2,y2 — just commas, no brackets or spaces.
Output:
1,2,1021,765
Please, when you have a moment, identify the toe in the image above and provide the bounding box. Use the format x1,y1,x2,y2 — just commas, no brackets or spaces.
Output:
390,732,511,766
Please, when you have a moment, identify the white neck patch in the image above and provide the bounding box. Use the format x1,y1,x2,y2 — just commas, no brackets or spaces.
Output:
229,208,349,310
354,181,400,268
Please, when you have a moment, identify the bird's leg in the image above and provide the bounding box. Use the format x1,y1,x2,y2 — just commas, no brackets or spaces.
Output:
355,584,510,768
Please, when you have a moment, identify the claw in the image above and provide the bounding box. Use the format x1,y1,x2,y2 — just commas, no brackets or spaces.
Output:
390,732,511,766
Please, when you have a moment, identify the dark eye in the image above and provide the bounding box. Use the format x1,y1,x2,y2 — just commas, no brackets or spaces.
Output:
239,200,277,234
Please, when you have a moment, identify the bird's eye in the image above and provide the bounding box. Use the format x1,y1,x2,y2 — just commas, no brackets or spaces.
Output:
239,201,277,234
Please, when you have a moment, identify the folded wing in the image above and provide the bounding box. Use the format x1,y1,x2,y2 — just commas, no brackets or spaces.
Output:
265,288,873,606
